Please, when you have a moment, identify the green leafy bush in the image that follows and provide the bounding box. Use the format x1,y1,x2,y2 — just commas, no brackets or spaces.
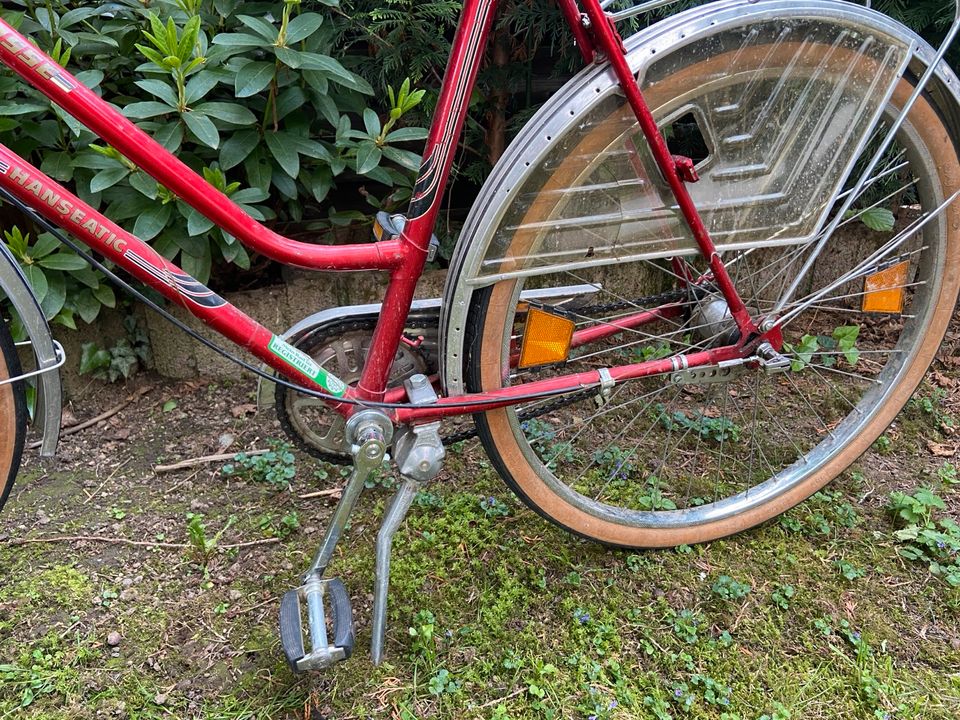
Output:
0,0,428,297
76,315,151,382
889,487,960,586
785,325,861,372
2,226,115,335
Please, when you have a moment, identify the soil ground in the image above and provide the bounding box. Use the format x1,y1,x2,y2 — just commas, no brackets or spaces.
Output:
2,321,960,720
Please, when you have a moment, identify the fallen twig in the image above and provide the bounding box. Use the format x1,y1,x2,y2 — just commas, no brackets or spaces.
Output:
232,595,279,615
82,458,132,505
154,449,268,473
474,687,526,710
58,618,84,639
2,535,280,551
163,468,202,496
298,487,343,500
28,385,154,449
4,534,188,549
220,537,281,549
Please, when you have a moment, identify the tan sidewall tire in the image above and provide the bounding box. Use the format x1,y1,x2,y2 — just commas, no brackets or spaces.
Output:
472,79,960,548
0,319,25,512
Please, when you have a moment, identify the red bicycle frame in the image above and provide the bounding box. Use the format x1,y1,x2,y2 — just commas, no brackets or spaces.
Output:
0,0,762,425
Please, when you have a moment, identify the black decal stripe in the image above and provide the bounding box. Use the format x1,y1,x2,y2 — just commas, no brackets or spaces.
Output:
179,290,226,308
411,151,439,200
417,151,436,177
173,279,221,300
125,250,226,308
409,1,494,218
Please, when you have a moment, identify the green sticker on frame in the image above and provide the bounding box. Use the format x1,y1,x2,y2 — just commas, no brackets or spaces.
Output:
268,335,347,397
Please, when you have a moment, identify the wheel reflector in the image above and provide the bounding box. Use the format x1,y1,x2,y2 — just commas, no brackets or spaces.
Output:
518,307,575,369
862,261,908,314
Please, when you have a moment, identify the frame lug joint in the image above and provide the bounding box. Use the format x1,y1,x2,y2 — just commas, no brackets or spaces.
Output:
603,13,627,54
673,155,700,183
373,210,440,259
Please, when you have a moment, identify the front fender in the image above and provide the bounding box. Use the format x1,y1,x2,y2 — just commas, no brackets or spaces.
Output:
0,242,62,458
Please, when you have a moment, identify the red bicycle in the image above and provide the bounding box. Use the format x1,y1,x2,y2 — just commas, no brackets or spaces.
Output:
2,0,960,671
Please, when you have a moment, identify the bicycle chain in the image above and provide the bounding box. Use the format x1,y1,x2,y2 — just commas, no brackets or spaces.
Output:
440,386,601,445
440,287,693,446
546,287,694,318
278,287,695,452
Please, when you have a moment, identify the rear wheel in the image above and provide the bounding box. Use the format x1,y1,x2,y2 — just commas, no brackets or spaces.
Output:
465,37,960,547
0,315,27,512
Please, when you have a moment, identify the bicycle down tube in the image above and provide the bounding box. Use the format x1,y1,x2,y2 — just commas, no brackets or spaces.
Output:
0,0,762,419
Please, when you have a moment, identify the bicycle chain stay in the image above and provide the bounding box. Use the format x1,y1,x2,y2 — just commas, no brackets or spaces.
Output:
441,286,715,445
273,286,693,453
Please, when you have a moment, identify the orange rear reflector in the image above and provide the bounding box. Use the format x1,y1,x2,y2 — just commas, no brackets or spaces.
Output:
519,307,575,369
862,261,909,314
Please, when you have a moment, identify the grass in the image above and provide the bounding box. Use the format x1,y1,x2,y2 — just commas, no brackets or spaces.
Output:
1,375,959,719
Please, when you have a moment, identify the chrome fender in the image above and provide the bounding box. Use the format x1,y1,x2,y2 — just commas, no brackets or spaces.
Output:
0,242,62,457
439,0,960,395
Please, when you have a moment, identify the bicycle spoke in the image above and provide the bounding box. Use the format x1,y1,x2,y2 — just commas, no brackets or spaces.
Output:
466,23,960,542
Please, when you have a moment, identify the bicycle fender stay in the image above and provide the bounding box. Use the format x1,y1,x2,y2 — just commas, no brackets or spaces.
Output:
0,242,62,458
439,0,960,396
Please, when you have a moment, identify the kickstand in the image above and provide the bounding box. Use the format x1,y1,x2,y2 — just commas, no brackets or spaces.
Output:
371,477,420,664
284,376,445,670
280,411,392,672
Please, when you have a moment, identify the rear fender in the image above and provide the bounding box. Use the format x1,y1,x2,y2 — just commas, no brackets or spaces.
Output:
439,0,960,396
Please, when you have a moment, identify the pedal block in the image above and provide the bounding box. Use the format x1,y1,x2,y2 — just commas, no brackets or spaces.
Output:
279,578,355,673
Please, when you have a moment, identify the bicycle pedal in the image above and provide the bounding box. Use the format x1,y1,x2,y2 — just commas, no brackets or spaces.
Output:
279,578,355,673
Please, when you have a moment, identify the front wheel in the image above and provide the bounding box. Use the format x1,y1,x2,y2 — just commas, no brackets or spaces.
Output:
0,315,27,512
465,63,960,547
